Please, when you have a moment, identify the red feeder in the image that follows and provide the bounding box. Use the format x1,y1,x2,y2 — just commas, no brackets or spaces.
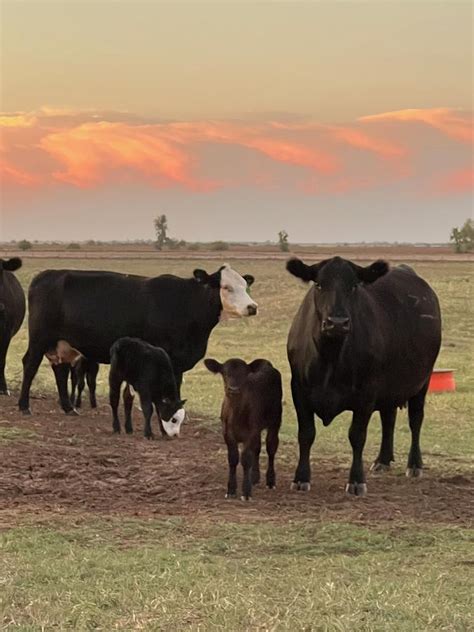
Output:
428,369,456,393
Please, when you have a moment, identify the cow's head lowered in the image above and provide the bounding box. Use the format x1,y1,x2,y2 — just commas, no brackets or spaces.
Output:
193,264,257,318
287,256,389,338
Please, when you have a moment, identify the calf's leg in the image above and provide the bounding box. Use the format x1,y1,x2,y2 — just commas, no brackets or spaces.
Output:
140,394,154,439
371,406,397,472
241,443,255,501
252,435,261,485
123,383,134,434
74,367,86,408
406,383,428,478
266,427,279,489
109,372,122,433
346,408,373,496
291,377,315,491
225,438,239,499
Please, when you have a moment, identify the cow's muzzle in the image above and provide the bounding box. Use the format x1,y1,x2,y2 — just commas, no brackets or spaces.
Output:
322,316,351,337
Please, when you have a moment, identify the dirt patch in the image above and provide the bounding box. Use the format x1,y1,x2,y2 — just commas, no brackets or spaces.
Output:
0,396,472,527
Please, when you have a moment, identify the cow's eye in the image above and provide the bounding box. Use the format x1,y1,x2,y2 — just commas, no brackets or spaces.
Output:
222,285,233,293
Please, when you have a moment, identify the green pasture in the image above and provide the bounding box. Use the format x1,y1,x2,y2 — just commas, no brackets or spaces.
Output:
1,256,473,630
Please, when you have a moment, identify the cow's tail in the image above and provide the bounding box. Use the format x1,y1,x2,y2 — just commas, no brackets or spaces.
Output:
0,257,22,272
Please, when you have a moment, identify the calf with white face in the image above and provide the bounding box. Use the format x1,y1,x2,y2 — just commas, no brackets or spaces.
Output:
109,337,186,439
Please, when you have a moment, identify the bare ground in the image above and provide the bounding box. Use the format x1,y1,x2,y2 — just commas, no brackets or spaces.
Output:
0,396,472,527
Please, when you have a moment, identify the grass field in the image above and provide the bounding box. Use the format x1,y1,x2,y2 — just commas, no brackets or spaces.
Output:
1,255,473,630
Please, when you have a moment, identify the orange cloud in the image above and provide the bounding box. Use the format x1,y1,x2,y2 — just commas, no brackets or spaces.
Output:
436,167,474,194
360,108,473,144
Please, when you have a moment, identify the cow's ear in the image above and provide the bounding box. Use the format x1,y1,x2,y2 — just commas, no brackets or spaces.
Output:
193,269,209,284
204,358,223,374
248,358,269,372
287,258,321,283
1,257,22,272
357,260,389,284
180,399,187,407
243,274,254,287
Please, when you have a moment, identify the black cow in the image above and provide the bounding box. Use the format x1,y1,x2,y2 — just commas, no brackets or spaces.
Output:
109,337,185,438
0,258,26,395
286,256,441,496
18,264,256,414
205,358,282,500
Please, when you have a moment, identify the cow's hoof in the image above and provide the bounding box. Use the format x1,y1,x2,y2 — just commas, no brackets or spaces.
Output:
66,409,80,417
225,493,237,499
20,408,32,416
0,389,10,396
145,433,155,441
406,467,423,478
241,495,251,502
291,481,311,492
125,427,133,435
113,428,121,434
370,461,391,473
345,482,367,496
266,484,276,490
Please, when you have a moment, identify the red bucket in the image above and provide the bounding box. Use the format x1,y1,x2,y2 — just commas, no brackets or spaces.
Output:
428,369,456,393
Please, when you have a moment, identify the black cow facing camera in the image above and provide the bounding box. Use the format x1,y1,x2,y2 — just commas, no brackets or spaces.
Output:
286,256,441,496
205,357,282,501
0,258,26,395
109,337,186,439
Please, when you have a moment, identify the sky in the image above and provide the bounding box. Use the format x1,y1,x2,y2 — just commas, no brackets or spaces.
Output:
1,1,472,243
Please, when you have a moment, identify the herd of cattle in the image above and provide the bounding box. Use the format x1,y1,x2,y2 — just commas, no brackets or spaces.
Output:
0,255,441,499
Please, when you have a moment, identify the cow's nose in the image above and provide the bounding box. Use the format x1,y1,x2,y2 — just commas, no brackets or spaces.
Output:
323,316,350,333
247,304,258,316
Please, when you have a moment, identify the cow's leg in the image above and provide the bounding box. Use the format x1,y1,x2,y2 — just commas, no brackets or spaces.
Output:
87,363,99,409
18,345,47,414
52,363,77,414
371,406,397,472
241,441,256,501
225,438,239,499
70,367,78,405
123,384,134,434
291,377,315,491
74,367,85,409
406,383,428,478
252,434,261,485
0,329,11,395
109,373,122,433
346,408,373,496
266,426,279,489
140,394,154,439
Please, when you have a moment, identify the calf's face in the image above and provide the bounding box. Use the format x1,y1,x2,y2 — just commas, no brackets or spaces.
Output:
287,256,389,339
194,264,258,318
205,357,268,395
157,398,186,437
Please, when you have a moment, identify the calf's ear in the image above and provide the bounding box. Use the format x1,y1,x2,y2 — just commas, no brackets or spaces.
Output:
193,269,209,284
204,358,223,374
357,260,389,284
243,274,255,287
248,358,269,372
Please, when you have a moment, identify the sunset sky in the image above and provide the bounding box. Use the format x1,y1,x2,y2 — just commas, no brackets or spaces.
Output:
1,1,472,243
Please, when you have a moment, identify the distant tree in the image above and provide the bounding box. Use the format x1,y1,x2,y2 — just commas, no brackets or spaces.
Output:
154,214,168,250
209,241,229,251
18,239,32,251
450,219,474,253
67,242,81,250
278,230,289,252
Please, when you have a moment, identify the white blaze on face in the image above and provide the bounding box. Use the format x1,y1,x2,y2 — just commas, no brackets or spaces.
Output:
161,408,185,437
219,265,258,318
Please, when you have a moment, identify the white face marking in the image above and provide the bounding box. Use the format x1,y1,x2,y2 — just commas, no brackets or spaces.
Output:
219,265,258,318
161,408,185,437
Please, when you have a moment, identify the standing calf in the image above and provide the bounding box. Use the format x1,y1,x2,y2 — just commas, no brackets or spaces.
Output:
205,358,282,500
109,337,186,438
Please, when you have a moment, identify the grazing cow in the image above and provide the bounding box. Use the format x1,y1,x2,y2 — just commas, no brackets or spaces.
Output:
204,357,282,500
0,258,26,395
70,358,100,409
286,256,441,496
18,264,257,415
109,337,186,438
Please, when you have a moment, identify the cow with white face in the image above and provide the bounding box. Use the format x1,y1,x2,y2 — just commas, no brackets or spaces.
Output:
19,263,258,415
